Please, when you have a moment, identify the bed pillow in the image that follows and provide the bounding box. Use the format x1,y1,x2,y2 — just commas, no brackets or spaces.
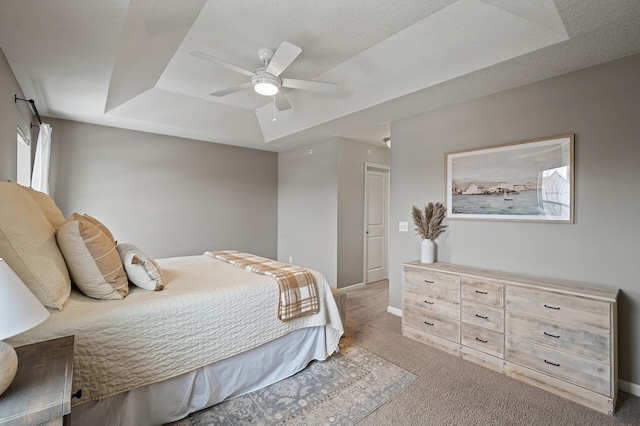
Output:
0,181,71,310
82,213,116,245
117,243,164,291
56,213,128,300
23,186,66,230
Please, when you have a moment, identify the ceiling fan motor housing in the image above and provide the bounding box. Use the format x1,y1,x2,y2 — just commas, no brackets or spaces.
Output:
258,48,275,65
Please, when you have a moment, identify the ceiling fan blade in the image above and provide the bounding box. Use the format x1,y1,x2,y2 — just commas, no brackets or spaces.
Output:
274,92,291,111
281,78,338,94
210,82,252,97
265,41,302,77
191,51,255,77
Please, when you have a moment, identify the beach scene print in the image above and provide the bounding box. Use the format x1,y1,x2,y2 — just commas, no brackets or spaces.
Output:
447,138,572,221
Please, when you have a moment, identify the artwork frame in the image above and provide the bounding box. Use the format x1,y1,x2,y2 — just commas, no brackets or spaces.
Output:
445,135,574,223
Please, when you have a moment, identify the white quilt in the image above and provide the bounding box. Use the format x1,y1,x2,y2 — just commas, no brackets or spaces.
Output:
8,255,343,403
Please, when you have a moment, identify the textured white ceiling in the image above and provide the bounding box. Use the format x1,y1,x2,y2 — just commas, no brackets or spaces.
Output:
1,0,639,151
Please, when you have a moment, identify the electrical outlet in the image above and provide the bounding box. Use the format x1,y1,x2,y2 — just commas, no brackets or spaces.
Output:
399,221,408,232
289,256,293,263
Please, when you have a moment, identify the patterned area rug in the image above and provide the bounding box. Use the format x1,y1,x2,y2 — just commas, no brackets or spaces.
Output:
177,341,416,425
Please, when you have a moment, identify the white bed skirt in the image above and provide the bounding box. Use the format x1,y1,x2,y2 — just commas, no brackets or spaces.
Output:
71,326,330,426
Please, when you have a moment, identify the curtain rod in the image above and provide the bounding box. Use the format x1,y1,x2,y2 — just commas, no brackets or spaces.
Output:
14,94,43,126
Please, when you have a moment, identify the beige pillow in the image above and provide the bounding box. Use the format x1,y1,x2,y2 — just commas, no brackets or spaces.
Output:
0,181,71,310
56,214,128,300
82,214,116,245
117,243,164,291
23,186,66,230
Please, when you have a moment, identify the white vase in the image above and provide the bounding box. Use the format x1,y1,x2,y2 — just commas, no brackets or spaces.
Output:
420,239,435,263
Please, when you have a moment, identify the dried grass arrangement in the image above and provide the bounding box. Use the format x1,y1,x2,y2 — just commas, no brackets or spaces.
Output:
412,202,447,240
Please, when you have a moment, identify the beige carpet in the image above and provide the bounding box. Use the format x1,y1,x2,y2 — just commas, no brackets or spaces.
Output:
348,280,640,426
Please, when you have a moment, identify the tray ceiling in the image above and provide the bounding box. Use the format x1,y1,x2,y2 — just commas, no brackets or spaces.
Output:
1,0,639,151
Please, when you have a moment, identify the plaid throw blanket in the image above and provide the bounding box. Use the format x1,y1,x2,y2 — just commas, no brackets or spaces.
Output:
205,251,320,321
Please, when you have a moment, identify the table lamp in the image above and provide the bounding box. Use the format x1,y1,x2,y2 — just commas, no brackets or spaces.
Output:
0,258,50,396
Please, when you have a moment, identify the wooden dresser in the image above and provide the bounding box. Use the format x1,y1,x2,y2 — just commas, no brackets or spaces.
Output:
401,261,619,414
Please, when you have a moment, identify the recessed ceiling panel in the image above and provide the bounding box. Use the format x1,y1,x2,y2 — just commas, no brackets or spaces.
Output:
104,0,207,112
258,0,569,142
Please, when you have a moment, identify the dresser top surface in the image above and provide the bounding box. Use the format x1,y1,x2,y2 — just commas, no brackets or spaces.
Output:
403,261,619,302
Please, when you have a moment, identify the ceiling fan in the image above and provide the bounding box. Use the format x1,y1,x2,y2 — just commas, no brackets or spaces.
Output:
191,41,337,111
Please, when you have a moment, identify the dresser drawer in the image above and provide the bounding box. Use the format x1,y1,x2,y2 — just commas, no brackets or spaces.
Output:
462,323,504,358
404,285,460,320
505,311,609,364
461,300,504,333
461,277,503,307
404,267,460,298
403,305,460,343
505,286,610,332
505,336,610,396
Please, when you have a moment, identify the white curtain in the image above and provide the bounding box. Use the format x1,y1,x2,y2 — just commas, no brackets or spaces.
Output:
31,123,52,194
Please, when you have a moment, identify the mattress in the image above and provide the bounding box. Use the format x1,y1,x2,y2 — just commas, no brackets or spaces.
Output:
8,255,343,404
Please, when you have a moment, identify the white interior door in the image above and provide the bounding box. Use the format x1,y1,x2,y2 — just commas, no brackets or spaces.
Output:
364,166,389,283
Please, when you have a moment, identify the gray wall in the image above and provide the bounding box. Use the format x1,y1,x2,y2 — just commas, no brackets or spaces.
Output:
278,137,389,289
389,54,640,385
0,46,35,182
48,118,278,259
337,138,390,287
278,138,338,285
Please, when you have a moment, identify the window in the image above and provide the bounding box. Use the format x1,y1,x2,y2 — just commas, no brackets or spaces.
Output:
16,126,31,186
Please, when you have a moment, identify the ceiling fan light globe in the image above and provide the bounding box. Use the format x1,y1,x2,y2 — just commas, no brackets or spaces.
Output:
254,81,279,96
252,72,281,96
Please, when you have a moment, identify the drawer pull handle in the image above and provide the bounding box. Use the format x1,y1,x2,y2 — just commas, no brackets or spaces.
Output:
475,337,488,343
475,314,488,319
424,279,434,284
544,359,560,367
424,321,434,326
544,331,560,339
424,300,434,305
475,290,488,295
544,304,560,310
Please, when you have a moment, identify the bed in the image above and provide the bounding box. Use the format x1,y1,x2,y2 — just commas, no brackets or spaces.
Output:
0,182,344,425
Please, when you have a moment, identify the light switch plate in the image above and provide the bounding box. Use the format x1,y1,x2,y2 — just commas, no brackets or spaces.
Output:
399,221,408,232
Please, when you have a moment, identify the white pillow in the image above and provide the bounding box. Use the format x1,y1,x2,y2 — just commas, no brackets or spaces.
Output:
116,243,164,291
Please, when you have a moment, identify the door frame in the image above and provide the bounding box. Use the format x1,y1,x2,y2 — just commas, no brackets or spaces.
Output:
363,162,390,285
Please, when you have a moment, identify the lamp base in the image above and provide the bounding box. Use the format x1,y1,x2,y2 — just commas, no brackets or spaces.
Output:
0,341,18,395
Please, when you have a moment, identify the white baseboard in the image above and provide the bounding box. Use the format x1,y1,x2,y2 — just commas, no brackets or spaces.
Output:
387,306,402,317
339,282,365,292
619,379,640,397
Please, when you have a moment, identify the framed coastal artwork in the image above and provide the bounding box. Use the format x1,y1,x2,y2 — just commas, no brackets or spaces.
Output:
445,135,574,223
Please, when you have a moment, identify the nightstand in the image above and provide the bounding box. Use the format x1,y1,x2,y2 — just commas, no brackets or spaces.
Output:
0,336,74,426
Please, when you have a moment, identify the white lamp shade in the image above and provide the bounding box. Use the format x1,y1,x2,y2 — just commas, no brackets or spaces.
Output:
0,258,50,340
